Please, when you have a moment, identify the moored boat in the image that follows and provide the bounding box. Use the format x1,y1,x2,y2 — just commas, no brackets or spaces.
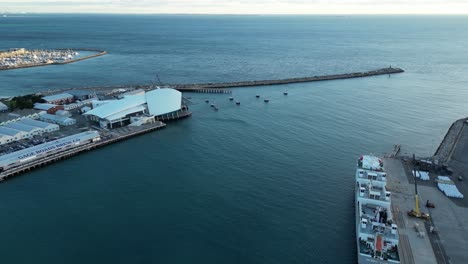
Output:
356,155,400,263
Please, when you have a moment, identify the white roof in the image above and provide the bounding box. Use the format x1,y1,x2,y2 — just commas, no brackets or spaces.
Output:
41,114,75,123
42,93,74,102
146,88,182,116
4,123,39,132
0,131,100,167
18,118,57,129
0,126,24,136
84,94,146,119
106,105,146,121
34,103,57,110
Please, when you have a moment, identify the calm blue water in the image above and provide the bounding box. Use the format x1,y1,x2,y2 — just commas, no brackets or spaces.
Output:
1,14,468,263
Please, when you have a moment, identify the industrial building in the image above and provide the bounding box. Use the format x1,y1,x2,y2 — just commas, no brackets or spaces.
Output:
0,130,101,171
42,93,74,105
3,123,43,137
0,118,59,145
66,90,97,101
0,126,27,140
39,113,76,126
34,103,64,114
83,88,182,129
18,118,59,133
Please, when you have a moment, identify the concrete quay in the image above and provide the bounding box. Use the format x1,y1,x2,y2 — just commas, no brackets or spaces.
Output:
385,157,468,264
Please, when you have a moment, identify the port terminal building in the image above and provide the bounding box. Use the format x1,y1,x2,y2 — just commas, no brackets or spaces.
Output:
84,88,182,129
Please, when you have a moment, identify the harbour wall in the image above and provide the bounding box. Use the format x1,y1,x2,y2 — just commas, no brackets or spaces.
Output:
173,67,404,91
37,67,404,96
434,118,468,165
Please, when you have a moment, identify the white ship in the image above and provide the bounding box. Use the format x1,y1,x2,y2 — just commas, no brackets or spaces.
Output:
356,155,400,263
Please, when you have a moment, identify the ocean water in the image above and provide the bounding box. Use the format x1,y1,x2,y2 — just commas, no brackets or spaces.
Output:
0,14,468,263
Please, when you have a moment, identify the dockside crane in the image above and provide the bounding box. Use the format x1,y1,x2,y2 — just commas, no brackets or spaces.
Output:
407,154,430,220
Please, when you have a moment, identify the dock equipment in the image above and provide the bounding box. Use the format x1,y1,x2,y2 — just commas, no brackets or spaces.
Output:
407,154,430,220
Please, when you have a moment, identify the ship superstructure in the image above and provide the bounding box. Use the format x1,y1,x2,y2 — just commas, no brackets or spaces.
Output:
356,155,400,263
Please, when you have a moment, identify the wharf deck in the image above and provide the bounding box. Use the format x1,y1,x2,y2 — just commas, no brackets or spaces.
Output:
0,121,166,181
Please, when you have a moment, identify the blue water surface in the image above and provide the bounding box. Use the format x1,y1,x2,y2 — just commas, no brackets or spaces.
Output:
0,14,468,264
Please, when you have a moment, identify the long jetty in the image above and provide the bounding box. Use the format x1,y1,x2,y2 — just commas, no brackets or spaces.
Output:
33,67,404,96
173,67,404,91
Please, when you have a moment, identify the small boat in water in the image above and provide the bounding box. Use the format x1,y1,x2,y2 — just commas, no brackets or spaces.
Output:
229,97,234,101
205,99,209,103
283,92,288,95
256,95,260,98
264,99,269,103
210,104,215,107
236,101,240,105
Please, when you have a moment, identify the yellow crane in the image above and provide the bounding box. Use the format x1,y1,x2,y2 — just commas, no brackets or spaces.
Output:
407,154,430,220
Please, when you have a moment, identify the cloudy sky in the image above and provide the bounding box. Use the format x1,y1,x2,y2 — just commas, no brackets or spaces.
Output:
2,0,468,14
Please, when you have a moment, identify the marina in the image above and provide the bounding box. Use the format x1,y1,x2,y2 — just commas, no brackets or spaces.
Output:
0,48,106,70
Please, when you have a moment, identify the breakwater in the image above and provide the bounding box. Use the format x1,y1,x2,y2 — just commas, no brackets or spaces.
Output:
434,118,468,165
36,67,404,96
173,67,404,91
0,48,107,71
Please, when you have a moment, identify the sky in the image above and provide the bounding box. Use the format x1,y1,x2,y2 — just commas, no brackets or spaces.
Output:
1,0,468,14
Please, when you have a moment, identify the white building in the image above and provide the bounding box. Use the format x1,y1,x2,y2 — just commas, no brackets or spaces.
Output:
83,88,182,129
39,113,76,126
0,134,13,145
0,118,60,145
145,88,182,116
18,118,59,133
0,126,27,140
4,123,43,137
34,103,58,111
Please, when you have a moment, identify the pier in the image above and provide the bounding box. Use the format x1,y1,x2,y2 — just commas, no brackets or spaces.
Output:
0,121,166,181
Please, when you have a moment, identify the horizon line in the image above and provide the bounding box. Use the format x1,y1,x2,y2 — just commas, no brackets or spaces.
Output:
2,12,468,16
